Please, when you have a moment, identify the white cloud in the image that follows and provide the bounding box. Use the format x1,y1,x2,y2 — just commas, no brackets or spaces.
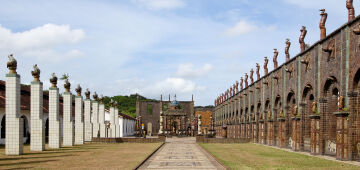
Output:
223,20,258,37
176,63,213,79
132,0,185,10
0,24,85,61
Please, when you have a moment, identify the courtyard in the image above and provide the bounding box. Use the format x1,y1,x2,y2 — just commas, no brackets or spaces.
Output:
0,143,161,169
200,143,359,170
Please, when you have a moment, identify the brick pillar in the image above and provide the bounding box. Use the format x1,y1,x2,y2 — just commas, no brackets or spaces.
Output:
30,80,45,151
92,100,99,138
299,103,306,151
277,118,286,148
84,98,93,141
347,92,358,161
267,120,274,146
75,95,84,144
49,86,60,149
120,116,124,137
99,100,106,138
291,117,301,151
310,115,321,155
5,73,23,155
63,92,74,146
319,98,327,155
334,111,350,160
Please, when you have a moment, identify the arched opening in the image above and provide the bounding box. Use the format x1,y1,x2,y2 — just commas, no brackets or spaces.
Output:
257,102,261,120
251,105,255,121
274,95,281,119
323,76,339,156
302,84,314,151
353,68,360,91
1,115,5,139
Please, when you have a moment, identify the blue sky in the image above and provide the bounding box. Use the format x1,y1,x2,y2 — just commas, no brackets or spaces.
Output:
0,0,355,106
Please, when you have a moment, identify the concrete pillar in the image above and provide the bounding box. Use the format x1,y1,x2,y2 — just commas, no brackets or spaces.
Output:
109,101,116,138
99,95,106,138
92,92,99,138
5,56,23,155
84,89,92,142
120,116,124,137
63,90,74,146
30,66,45,151
115,107,120,138
49,73,60,149
75,85,84,144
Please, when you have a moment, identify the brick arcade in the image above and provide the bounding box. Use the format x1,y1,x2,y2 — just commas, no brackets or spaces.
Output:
214,4,360,161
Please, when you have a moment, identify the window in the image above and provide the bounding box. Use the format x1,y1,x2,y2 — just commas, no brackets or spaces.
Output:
147,104,153,115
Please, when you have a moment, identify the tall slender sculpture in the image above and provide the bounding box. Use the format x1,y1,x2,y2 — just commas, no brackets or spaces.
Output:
235,81,239,93
347,0,355,21
264,57,269,75
30,64,45,151
240,77,244,89
49,73,60,148
250,69,254,84
273,49,278,68
230,86,233,97
256,63,260,80
285,39,291,62
299,26,307,52
320,9,328,39
84,88,93,141
5,54,23,155
63,77,74,146
244,73,248,87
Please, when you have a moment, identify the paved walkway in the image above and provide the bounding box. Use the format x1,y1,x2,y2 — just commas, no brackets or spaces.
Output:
138,137,225,170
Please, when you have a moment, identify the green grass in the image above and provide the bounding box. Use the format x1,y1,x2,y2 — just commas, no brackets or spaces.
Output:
199,143,359,170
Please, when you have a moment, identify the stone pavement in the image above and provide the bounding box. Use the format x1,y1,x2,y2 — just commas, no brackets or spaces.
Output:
138,137,226,170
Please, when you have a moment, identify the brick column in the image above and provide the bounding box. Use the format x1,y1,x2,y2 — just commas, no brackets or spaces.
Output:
291,117,301,151
334,111,350,160
99,96,106,138
347,92,358,161
63,91,74,146
30,76,45,151
277,117,286,148
75,85,84,144
92,93,99,138
5,68,23,155
49,74,60,149
310,114,321,155
319,98,327,155
84,89,92,142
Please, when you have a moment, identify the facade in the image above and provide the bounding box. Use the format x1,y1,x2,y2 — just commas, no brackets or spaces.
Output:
195,107,214,135
136,95,195,136
214,12,360,161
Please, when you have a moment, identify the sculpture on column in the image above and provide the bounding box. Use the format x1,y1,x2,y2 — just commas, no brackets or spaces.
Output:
75,84,82,96
256,63,260,80
232,84,236,95
235,81,239,93
347,0,355,21
230,86,233,97
61,74,71,92
299,26,307,52
7,54,17,74
31,64,40,81
312,101,317,114
250,69,254,84
273,49,278,68
50,73,57,87
338,96,345,110
240,77,244,89
319,9,328,39
264,57,269,75
93,91,98,100
285,39,291,62
244,73,249,87
85,88,90,99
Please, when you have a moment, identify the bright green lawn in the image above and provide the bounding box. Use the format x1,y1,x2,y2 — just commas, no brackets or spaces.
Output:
200,143,359,170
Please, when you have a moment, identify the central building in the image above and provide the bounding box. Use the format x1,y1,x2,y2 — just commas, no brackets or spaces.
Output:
136,95,195,136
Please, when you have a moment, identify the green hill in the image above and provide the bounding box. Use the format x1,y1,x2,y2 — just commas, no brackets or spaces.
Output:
103,94,155,118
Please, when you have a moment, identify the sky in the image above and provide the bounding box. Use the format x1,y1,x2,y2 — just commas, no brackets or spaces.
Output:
0,0,356,106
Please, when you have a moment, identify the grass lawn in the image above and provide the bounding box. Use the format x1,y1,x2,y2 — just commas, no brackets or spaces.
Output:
0,142,162,170
200,143,359,170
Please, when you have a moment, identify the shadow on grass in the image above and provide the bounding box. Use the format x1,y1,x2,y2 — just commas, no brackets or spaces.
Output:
0,154,74,161
0,159,57,167
22,150,86,155
3,166,34,170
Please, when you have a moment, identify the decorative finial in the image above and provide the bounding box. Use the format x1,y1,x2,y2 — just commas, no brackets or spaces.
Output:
31,64,41,82
285,39,291,62
7,54,17,74
61,73,70,92
75,84,82,96
93,91,98,100
319,9,328,39
99,95,104,103
347,0,355,22
299,26,307,52
50,73,58,87
264,56,269,75
85,88,90,99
